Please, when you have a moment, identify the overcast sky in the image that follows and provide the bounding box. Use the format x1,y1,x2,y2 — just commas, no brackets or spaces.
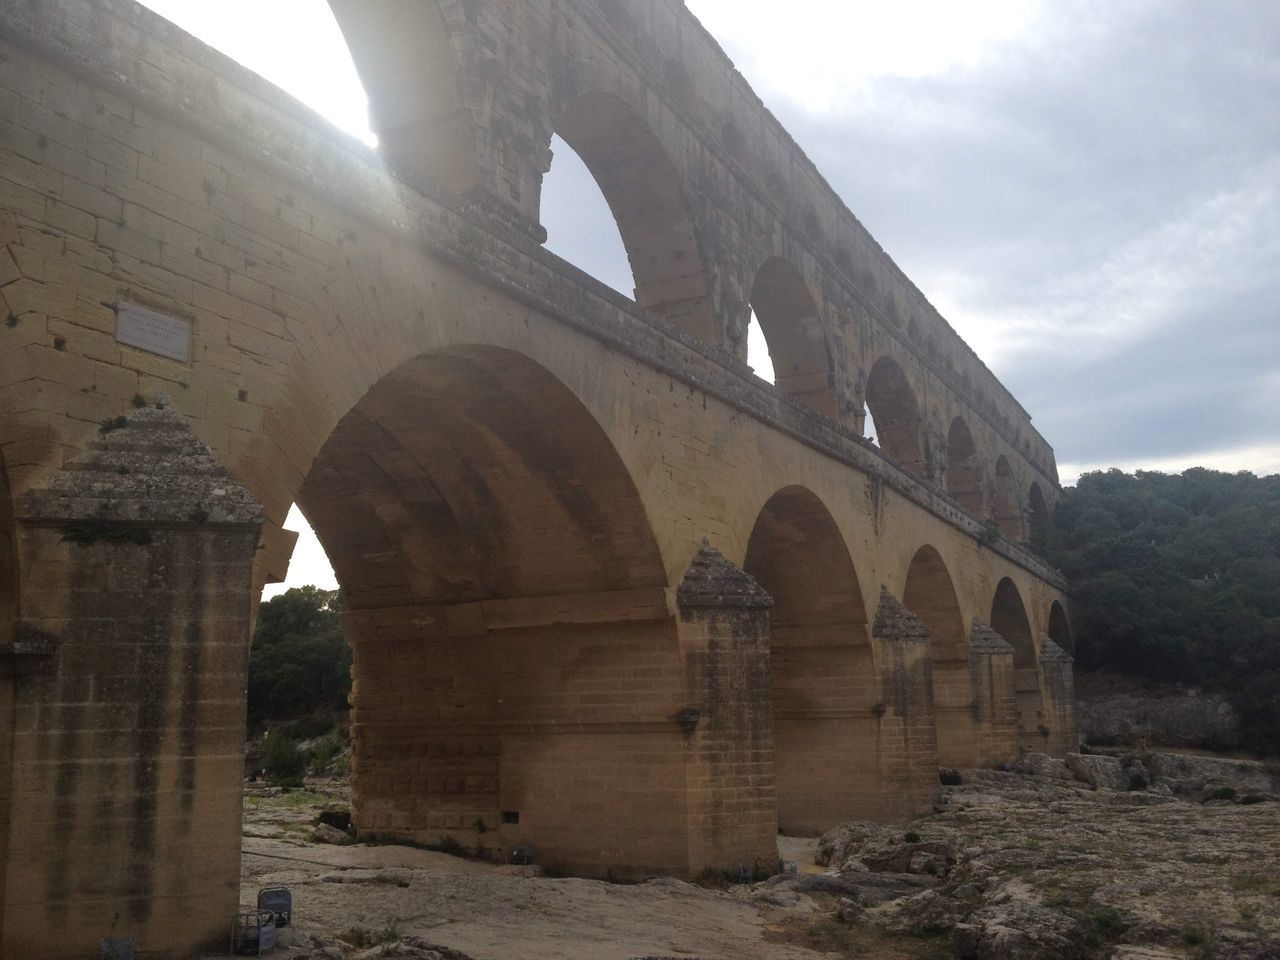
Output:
133,0,1280,596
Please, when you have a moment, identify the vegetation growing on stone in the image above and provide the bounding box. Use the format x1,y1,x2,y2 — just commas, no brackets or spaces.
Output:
1046,468,1280,755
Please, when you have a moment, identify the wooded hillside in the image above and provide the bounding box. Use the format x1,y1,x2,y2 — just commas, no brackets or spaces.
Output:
1046,468,1280,755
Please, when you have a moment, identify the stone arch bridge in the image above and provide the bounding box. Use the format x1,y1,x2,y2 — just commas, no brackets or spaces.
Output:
0,1,1075,956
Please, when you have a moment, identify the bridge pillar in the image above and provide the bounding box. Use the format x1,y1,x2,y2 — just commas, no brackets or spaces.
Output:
675,542,779,877
1038,638,1077,756
1,401,263,960
967,621,1019,767
871,589,941,817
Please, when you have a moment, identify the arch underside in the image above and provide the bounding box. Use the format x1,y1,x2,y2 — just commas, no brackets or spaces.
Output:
902,546,972,766
1048,600,1072,654
991,578,1041,751
743,487,876,833
296,346,685,874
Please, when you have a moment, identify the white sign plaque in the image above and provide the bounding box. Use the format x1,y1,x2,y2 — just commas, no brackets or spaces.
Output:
115,302,193,362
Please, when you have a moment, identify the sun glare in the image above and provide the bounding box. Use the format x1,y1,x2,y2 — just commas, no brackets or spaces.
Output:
135,0,375,143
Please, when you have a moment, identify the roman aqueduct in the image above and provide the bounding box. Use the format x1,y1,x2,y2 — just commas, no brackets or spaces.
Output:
0,1,1074,955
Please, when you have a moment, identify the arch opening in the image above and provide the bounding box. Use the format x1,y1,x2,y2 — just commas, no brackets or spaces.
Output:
551,92,716,342
749,258,838,418
1027,482,1050,551
865,357,926,478
902,546,969,766
292,346,684,875
542,135,635,301
743,487,875,833
991,578,1041,751
329,0,477,192
992,456,1022,540
946,417,985,517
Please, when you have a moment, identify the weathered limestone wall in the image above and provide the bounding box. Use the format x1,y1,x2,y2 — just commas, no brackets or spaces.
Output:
0,1,1077,954
968,621,1019,768
675,543,779,876
2,404,261,959
772,641,883,835
330,0,1063,518
1039,639,1078,757
345,604,694,877
871,590,941,816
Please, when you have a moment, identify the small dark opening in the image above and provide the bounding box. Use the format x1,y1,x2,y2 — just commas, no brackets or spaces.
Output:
501,810,520,825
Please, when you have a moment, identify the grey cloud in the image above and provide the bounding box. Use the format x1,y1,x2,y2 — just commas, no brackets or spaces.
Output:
740,0,1280,471
539,2,1280,474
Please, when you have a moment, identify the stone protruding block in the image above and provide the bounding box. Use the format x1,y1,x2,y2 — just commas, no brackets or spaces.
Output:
967,620,1018,767
677,540,774,612
676,541,778,876
3,399,262,960
1038,636,1077,756
871,588,940,816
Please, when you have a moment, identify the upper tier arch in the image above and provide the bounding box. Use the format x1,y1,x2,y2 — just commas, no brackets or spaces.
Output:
551,91,717,343
750,257,838,418
328,0,1062,531
328,0,477,194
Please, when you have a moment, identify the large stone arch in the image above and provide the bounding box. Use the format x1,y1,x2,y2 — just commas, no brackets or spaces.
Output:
328,0,479,195
550,91,717,343
991,577,1041,751
946,416,985,516
743,486,877,833
296,345,686,876
902,546,969,766
750,257,839,419
992,455,1023,540
865,357,927,478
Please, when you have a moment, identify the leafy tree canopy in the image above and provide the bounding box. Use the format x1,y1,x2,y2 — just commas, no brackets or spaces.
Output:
249,586,350,731
1046,468,1280,755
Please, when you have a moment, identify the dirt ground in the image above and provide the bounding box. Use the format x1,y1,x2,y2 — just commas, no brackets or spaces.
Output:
208,765,1280,960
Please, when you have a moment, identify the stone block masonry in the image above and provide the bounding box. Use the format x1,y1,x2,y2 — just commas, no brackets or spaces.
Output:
0,1,1074,955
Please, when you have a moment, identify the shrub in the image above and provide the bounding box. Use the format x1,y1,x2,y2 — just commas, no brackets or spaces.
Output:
939,768,963,786
262,729,307,786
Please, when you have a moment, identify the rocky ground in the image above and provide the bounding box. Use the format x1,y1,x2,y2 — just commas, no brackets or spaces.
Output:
215,751,1280,960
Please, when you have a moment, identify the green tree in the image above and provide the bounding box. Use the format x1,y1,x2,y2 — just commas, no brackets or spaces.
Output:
248,586,350,731
1046,468,1280,754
